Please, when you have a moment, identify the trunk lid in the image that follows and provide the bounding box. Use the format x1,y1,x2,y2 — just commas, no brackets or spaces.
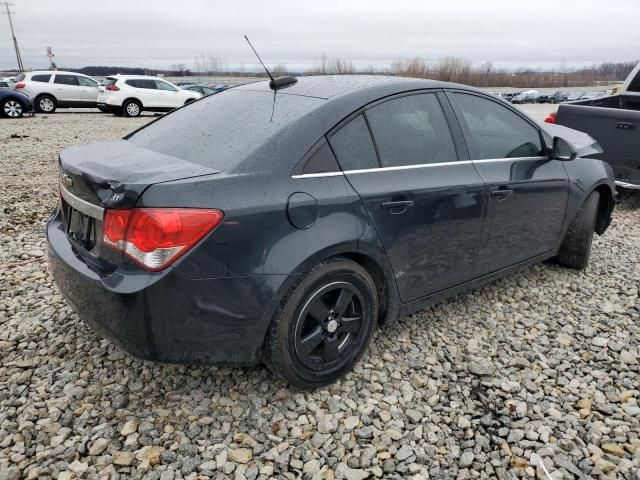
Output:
58,140,219,267
59,139,219,208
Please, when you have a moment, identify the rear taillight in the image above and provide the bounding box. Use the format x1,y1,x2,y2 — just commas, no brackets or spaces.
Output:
15,82,25,89
105,84,120,91
103,208,224,271
544,113,557,124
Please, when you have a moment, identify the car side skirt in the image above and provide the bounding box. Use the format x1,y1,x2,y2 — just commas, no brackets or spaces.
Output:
400,250,556,317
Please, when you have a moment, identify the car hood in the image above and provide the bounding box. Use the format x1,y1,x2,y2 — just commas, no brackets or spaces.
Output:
539,122,603,158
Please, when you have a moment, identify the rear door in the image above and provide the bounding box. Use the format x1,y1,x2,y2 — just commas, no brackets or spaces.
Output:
53,74,81,103
446,91,568,275
126,79,158,107
329,91,486,303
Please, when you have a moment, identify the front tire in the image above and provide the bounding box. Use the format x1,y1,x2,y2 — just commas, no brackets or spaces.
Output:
35,94,56,113
1,98,24,118
122,99,142,117
264,258,378,389
557,191,600,270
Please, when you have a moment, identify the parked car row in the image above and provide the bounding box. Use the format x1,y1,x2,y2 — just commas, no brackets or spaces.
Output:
1,70,209,118
493,90,608,105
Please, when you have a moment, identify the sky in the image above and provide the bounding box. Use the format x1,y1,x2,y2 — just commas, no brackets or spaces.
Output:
1,0,639,72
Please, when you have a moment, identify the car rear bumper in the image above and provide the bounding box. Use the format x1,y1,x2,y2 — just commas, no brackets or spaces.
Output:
612,164,640,190
47,211,291,366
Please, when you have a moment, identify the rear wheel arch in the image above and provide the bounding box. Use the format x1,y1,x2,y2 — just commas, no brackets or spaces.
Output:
593,184,614,235
35,93,57,113
122,97,143,108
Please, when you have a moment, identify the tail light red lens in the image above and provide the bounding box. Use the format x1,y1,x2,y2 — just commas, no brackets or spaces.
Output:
544,113,557,124
105,84,120,91
103,208,224,271
15,82,25,89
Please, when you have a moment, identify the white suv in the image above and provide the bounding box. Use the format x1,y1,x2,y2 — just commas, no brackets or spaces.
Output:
97,75,201,117
14,71,101,113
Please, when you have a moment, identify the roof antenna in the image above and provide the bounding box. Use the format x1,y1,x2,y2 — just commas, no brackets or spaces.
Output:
244,35,297,91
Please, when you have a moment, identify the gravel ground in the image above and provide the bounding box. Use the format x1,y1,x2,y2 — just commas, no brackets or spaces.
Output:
1,110,639,480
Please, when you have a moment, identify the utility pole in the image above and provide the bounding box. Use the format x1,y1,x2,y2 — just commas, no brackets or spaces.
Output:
2,2,24,71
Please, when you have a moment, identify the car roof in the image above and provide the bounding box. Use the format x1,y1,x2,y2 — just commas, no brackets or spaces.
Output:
28,70,92,77
235,75,453,100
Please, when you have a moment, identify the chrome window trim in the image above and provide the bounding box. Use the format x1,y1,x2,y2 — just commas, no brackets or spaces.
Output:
291,156,549,179
59,183,104,220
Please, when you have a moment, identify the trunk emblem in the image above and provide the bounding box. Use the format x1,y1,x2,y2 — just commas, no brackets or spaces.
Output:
62,173,73,188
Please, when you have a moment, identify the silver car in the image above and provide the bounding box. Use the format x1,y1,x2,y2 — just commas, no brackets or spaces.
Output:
14,71,102,113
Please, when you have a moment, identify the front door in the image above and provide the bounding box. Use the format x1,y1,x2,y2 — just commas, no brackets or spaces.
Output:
76,76,100,104
328,92,487,303
446,91,569,275
154,80,181,109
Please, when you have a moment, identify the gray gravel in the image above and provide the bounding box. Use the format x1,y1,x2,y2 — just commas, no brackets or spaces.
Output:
1,110,639,479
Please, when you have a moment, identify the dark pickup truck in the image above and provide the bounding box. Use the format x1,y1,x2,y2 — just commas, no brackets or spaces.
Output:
548,64,640,189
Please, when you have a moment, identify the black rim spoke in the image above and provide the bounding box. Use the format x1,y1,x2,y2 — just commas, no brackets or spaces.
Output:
340,315,361,333
323,337,341,362
298,326,324,355
295,282,365,370
333,289,354,316
307,298,330,323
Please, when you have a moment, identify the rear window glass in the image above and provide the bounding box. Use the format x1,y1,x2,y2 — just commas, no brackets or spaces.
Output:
329,115,379,170
366,93,457,167
15,73,25,81
101,78,117,86
54,75,79,86
31,74,51,83
126,79,156,89
128,90,323,170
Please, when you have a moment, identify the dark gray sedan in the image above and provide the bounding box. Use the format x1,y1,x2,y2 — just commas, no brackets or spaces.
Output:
47,76,615,388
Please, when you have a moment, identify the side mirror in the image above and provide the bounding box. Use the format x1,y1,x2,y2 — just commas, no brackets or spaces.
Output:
552,136,577,161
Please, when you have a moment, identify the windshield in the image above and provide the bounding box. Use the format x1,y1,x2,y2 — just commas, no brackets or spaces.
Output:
127,90,324,170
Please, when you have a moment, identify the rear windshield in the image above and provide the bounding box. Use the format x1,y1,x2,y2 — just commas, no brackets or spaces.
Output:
101,77,117,86
128,90,324,170
15,73,25,81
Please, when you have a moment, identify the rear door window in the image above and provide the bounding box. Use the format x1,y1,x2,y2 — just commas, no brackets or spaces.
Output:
328,115,379,170
31,74,51,83
54,75,79,86
449,92,544,159
365,93,458,167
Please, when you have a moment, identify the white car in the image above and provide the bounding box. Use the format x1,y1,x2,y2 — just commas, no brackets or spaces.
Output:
97,75,201,117
14,70,101,113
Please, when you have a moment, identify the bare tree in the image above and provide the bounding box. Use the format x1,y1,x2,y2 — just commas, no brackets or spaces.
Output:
272,63,288,76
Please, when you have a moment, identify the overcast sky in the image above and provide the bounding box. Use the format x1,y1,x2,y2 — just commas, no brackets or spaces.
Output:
2,0,639,71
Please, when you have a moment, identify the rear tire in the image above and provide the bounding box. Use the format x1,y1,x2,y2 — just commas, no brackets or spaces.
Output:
264,257,378,389
122,99,142,117
557,191,599,270
35,94,56,113
1,98,24,118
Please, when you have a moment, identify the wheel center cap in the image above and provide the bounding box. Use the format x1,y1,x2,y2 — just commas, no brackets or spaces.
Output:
326,319,338,333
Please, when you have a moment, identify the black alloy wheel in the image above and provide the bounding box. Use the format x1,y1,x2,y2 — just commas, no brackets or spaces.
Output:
264,257,378,389
294,282,364,371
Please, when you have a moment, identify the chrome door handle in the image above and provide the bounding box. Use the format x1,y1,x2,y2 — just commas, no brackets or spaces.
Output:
491,189,513,201
381,200,414,214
